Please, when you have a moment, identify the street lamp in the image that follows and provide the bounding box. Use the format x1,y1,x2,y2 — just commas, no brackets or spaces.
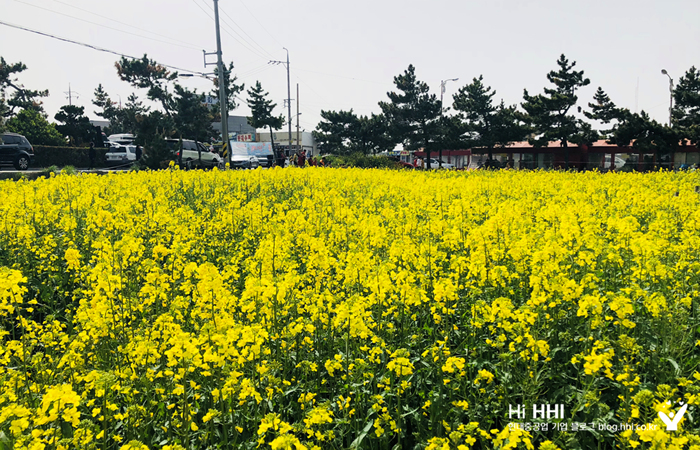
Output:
661,69,673,127
439,78,459,168
440,78,459,109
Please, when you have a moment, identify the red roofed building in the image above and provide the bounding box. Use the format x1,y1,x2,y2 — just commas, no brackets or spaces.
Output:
467,140,700,171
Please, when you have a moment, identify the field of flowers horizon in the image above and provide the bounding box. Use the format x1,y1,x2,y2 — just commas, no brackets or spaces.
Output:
1,167,699,450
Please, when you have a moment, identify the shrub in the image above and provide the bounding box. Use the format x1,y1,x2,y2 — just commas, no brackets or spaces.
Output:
325,153,400,169
32,145,107,168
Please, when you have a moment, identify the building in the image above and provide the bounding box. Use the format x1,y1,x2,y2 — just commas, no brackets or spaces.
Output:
412,149,472,168
211,116,256,139
467,140,700,170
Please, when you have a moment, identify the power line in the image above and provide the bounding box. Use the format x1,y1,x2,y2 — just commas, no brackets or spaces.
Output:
237,64,274,80
11,0,202,51
237,0,284,48
192,0,269,61
294,66,386,85
218,4,274,59
0,20,210,77
190,0,215,20
49,0,201,50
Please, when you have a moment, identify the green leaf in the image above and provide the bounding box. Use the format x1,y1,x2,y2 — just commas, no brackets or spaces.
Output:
349,417,375,449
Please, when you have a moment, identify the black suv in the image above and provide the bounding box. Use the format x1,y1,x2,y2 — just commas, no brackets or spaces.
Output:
0,132,34,170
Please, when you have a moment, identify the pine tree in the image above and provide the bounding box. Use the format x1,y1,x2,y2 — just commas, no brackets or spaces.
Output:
122,93,149,135
246,81,284,163
211,61,245,119
583,87,620,138
54,105,98,146
672,66,700,145
609,110,678,170
452,76,527,160
352,113,392,155
116,54,177,116
314,109,358,155
521,54,591,168
380,65,441,168
0,57,48,117
92,84,124,134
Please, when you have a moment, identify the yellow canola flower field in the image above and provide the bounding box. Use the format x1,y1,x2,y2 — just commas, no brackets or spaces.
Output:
1,167,700,450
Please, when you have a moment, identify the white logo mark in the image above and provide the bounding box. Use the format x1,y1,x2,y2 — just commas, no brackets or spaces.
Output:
658,401,688,431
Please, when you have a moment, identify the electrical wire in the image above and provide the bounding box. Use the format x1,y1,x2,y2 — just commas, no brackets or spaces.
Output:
190,0,215,20
237,0,284,48
11,0,202,51
294,67,386,85
219,4,274,59
0,20,210,77
236,63,270,77
192,0,269,61
49,0,201,50
237,65,274,80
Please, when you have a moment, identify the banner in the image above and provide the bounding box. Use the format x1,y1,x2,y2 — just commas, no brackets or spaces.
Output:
230,142,273,156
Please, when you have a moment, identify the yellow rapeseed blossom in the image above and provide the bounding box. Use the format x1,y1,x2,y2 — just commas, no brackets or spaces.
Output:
0,168,699,448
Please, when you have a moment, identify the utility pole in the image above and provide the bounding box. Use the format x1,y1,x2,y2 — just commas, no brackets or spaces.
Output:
213,0,229,166
269,49,292,157
64,83,79,106
285,48,292,157
296,83,300,156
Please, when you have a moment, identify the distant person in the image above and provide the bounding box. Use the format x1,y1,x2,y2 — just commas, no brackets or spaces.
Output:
298,150,306,168
88,142,96,169
135,145,142,161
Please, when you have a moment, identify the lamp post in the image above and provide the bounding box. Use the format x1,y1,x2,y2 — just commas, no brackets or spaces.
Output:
439,78,458,169
661,69,673,127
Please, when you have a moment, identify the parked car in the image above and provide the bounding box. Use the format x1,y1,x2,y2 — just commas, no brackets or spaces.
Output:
165,139,223,169
0,132,34,170
424,158,455,170
604,155,626,170
229,143,260,169
212,141,261,169
105,144,137,166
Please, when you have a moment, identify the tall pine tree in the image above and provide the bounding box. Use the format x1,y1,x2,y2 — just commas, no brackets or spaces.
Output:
583,87,620,138
211,61,245,120
452,76,528,161
521,54,590,168
672,66,700,145
379,64,441,168
246,81,285,163
314,109,359,155
92,84,124,134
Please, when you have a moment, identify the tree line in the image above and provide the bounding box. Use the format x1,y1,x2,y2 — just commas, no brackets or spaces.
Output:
3,53,698,170
313,55,700,170
0,54,285,169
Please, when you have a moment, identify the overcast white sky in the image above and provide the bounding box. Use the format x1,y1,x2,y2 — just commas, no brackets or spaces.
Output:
1,0,699,135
